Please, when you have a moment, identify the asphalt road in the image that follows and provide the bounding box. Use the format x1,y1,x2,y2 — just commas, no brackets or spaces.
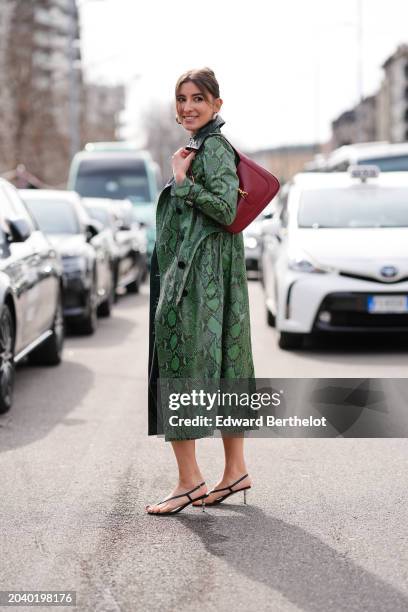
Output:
1,279,407,612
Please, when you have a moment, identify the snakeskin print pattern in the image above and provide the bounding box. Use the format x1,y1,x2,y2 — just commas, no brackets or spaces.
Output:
150,124,255,440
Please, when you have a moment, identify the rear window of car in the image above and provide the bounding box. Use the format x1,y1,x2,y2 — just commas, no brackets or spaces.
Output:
298,187,408,228
359,156,408,172
74,158,151,203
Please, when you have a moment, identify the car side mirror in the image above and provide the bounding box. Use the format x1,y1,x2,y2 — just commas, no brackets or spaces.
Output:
7,217,32,242
86,220,103,241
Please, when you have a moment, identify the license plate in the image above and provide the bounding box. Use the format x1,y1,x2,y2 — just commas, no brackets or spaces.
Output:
367,295,408,313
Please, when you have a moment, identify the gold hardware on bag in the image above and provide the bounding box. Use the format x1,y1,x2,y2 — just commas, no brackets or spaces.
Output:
238,188,248,198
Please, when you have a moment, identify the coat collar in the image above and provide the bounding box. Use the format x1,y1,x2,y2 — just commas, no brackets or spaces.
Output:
186,114,226,151
163,115,226,188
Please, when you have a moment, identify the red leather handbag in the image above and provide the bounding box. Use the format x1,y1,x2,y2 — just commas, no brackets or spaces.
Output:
216,135,280,233
187,132,280,233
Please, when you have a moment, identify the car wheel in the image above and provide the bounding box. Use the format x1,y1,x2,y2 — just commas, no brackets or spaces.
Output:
0,305,15,414
266,307,276,327
75,277,98,335
97,271,115,318
278,331,304,350
29,291,64,365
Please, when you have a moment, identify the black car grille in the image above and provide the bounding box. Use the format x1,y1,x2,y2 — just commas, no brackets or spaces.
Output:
314,292,408,331
339,271,408,284
245,258,259,271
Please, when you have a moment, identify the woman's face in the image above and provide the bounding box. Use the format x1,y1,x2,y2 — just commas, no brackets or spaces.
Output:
176,81,222,135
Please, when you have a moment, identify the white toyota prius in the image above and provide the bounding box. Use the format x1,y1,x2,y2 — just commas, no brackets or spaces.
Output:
261,166,408,349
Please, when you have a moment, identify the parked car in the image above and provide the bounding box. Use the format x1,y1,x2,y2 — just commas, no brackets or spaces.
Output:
244,202,276,275
82,197,148,296
0,179,64,413
20,190,114,333
262,166,408,349
325,142,408,172
67,147,159,265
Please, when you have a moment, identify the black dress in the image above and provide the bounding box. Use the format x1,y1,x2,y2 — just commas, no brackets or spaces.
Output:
147,245,161,435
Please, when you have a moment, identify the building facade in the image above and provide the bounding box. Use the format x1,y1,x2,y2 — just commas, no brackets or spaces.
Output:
0,0,125,186
0,0,17,171
331,96,377,149
251,144,320,184
330,44,408,150
379,44,408,143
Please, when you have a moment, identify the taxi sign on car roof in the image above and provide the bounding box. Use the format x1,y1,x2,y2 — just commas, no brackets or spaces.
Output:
348,164,380,181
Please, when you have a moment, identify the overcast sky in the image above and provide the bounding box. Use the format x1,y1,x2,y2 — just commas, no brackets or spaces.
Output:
79,0,408,151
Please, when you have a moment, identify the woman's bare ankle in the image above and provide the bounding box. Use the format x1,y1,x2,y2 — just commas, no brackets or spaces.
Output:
178,474,205,490
223,465,249,481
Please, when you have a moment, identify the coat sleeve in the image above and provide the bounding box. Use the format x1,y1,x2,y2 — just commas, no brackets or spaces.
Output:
170,135,239,226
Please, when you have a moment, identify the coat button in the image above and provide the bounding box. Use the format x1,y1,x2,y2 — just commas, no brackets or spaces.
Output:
185,199,193,206
178,261,186,269
176,207,182,214
180,230,185,239
182,289,188,297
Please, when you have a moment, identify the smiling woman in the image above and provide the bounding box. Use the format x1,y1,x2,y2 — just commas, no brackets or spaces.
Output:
175,70,222,134
146,67,255,516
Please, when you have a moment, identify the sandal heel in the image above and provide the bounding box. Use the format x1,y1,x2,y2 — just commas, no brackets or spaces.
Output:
243,489,247,505
205,474,251,506
201,498,206,513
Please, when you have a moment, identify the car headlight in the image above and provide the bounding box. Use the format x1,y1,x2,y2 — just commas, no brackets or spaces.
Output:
287,251,331,274
244,236,258,249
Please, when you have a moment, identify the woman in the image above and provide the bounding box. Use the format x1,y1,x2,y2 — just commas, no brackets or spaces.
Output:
147,67,255,515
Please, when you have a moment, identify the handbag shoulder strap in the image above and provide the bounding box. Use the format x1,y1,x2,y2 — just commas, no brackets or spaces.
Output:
200,132,240,166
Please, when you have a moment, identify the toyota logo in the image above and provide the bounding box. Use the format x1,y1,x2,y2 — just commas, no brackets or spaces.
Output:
380,266,398,278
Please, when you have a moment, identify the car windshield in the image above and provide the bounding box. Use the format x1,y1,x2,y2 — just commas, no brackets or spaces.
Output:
86,206,110,228
74,159,152,203
298,187,408,228
23,198,80,234
359,156,408,172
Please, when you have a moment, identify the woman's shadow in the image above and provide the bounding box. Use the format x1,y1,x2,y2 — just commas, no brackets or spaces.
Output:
177,504,408,612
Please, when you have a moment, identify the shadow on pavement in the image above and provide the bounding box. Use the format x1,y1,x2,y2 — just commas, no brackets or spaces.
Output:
178,505,408,612
305,332,408,353
0,360,94,453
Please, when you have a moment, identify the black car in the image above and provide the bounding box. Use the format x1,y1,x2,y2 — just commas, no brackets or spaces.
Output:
0,179,64,413
20,190,114,334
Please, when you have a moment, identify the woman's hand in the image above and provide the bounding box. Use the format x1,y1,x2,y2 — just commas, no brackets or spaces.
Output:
172,148,196,185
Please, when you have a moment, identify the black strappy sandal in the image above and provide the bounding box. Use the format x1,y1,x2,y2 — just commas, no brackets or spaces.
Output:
146,482,208,516
205,474,251,506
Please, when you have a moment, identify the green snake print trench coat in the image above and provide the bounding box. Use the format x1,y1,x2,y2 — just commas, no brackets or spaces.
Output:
148,115,255,440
